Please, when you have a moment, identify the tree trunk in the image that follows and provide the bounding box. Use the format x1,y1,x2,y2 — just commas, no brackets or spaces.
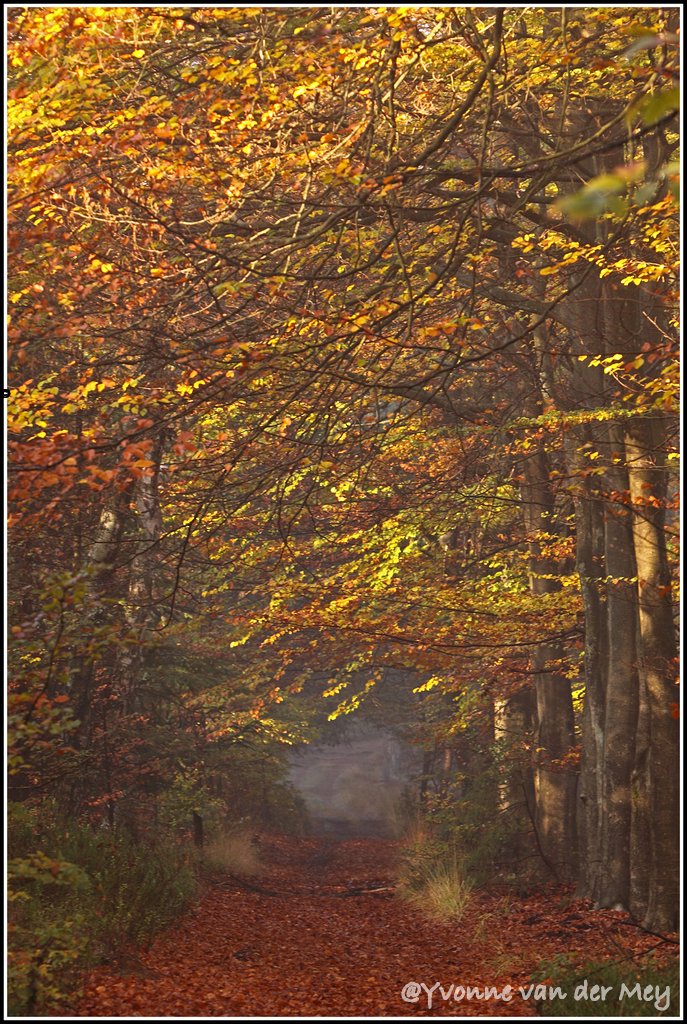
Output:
596,422,639,911
567,427,607,903
624,415,679,932
119,429,167,712
493,687,537,870
630,667,651,922
520,445,578,879
71,493,131,748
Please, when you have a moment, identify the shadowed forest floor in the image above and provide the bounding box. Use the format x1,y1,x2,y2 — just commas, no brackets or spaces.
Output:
75,835,676,1017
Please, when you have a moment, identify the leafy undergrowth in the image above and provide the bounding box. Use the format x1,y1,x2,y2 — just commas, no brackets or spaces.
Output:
73,835,678,1017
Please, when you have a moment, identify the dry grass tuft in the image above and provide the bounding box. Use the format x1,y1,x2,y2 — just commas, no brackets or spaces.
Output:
203,830,262,877
397,825,473,922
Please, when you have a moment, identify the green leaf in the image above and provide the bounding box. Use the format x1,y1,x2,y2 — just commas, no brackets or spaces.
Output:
636,87,680,127
557,175,627,220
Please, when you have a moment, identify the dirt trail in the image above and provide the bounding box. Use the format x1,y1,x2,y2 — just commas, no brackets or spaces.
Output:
75,835,666,1017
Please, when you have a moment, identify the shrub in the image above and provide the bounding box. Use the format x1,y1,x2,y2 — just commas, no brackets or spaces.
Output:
157,768,226,839
7,803,198,1017
260,778,310,834
531,954,679,1017
423,766,526,887
85,831,198,954
8,852,91,1016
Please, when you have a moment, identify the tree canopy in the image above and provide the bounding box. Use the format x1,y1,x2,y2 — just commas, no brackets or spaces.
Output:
8,3,680,951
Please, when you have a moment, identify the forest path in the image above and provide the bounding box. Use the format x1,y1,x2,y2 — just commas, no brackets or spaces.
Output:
76,834,658,1017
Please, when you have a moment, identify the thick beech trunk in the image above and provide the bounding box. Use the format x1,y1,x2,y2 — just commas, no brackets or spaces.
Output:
624,415,679,932
520,446,577,880
596,422,639,911
567,429,607,903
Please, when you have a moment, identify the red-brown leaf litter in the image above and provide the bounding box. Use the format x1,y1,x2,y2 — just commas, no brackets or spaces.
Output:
74,834,676,1017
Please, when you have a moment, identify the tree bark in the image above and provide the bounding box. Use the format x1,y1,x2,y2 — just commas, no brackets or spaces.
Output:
624,415,679,931
596,421,639,911
493,687,538,870
119,429,168,712
520,445,577,880
567,427,607,903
